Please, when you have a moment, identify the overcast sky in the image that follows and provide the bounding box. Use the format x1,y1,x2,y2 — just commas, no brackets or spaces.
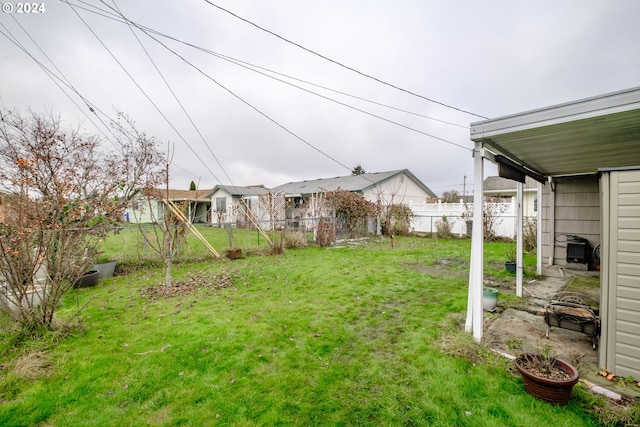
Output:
2,1,639,196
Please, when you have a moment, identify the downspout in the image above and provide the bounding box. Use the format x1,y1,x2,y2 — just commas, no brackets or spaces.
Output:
598,171,610,369
548,177,556,266
536,181,543,275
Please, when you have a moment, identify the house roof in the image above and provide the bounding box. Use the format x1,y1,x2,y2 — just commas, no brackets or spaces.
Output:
144,189,212,202
270,169,436,198
470,86,640,178
205,185,270,198
483,176,538,192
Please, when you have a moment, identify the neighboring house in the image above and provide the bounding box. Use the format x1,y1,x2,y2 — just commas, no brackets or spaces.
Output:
270,169,436,226
468,86,640,380
205,185,272,227
483,175,538,218
127,189,212,224
207,169,436,231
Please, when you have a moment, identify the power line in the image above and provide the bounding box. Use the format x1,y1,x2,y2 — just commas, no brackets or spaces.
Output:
95,4,356,178
210,53,471,151
65,0,470,131
67,1,467,127
0,21,124,149
169,44,470,131
85,1,470,153
34,2,470,188
64,1,230,186
203,0,488,120
62,0,363,188
220,55,469,130
108,0,234,188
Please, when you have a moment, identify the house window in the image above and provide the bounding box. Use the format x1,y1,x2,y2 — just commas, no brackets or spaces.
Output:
534,194,538,212
216,197,226,212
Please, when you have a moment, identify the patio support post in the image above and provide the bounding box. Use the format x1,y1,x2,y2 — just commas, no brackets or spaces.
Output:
516,181,523,297
536,182,543,275
548,177,556,266
466,141,485,342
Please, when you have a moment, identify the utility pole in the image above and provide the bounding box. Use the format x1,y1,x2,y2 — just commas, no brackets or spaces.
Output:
463,175,467,201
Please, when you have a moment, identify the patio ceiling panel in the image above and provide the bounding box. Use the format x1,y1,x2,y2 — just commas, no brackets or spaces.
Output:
470,88,640,178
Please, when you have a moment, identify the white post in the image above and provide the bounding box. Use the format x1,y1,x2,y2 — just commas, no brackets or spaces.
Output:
466,141,484,342
536,182,543,275
511,196,516,237
548,178,555,266
465,251,474,332
516,181,523,297
458,198,464,237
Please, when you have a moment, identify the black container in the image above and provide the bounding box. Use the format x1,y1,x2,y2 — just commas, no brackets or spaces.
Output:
74,270,100,288
566,236,591,264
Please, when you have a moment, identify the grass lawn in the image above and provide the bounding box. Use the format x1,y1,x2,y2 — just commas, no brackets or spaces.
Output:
0,232,602,426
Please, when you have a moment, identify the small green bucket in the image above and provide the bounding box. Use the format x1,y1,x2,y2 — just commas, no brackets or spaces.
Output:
483,287,498,311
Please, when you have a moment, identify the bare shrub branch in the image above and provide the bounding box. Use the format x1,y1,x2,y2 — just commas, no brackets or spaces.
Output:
0,110,165,332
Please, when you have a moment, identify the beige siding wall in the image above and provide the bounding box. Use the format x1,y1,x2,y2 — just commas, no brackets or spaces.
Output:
602,169,640,379
363,173,431,206
541,175,600,266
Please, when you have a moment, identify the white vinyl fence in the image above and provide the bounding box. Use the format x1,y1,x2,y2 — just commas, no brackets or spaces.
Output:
409,198,534,238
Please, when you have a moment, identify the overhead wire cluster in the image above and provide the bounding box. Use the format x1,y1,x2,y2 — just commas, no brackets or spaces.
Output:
1,0,485,191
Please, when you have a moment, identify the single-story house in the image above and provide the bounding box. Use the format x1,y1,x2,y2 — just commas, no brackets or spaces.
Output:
270,169,436,227
484,175,539,219
127,189,212,224
467,86,640,379
205,185,272,227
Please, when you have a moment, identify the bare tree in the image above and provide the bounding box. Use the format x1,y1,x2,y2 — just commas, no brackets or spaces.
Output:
131,145,189,287
0,110,165,332
370,177,416,244
258,191,285,230
441,189,460,203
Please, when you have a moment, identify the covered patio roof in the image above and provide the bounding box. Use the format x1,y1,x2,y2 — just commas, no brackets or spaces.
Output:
470,86,640,178
466,87,640,343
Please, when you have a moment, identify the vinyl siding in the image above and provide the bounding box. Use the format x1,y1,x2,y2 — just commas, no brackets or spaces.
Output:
604,169,640,379
541,175,601,266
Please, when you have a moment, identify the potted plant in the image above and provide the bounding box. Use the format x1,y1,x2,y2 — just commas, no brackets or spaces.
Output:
505,249,517,273
225,223,242,260
226,248,243,260
514,344,579,405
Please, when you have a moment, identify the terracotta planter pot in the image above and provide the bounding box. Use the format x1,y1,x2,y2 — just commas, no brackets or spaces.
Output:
515,353,579,405
226,248,242,260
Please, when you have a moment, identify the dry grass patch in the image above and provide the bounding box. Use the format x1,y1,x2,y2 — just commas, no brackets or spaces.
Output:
435,313,504,366
140,270,235,299
14,351,51,380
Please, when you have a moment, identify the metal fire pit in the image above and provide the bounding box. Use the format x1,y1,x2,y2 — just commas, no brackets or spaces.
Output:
544,293,600,350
